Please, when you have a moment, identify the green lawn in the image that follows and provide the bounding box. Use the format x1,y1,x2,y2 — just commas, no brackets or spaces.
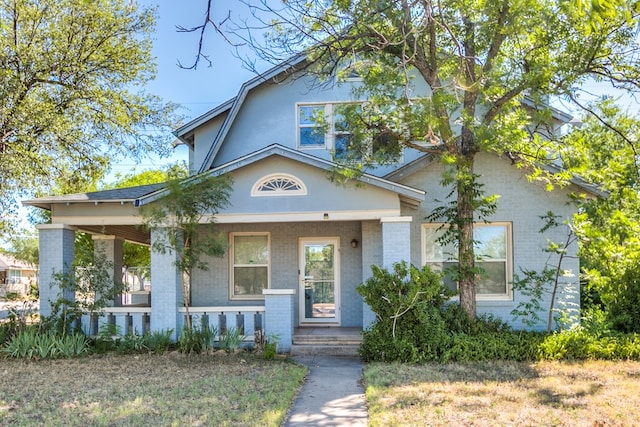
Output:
364,360,640,426
0,352,307,426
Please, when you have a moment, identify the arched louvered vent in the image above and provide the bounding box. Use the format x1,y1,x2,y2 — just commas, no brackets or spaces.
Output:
251,174,307,196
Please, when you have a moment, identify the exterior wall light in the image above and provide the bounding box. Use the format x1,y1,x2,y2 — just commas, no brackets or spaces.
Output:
351,238,359,248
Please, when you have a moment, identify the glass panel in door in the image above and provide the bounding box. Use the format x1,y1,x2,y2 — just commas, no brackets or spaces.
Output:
301,240,338,321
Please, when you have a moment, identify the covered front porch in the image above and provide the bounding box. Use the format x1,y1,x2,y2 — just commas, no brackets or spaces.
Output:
26,146,425,352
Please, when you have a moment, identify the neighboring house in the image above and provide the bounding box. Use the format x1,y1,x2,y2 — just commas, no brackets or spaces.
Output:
24,57,602,350
0,253,37,296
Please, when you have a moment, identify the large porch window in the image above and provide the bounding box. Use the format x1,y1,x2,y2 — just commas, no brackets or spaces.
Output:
230,232,270,300
422,222,513,300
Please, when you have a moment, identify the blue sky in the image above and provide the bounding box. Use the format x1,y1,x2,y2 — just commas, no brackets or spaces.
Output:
114,1,640,179
110,1,262,177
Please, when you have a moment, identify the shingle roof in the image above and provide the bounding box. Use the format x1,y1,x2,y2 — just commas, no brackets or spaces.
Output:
22,183,166,210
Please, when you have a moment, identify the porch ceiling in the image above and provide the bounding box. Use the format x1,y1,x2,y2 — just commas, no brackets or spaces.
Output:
74,224,149,245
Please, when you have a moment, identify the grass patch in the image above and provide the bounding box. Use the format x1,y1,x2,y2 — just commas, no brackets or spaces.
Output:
364,360,640,426
0,352,306,426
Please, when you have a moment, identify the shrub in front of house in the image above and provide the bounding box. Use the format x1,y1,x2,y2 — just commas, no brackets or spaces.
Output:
358,262,547,363
538,327,640,360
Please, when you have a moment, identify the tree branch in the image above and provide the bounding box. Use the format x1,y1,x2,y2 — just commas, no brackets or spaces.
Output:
176,0,238,69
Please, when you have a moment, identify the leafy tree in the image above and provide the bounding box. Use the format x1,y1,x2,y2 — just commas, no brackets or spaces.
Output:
227,0,640,317
0,0,181,232
562,100,640,331
110,164,190,289
2,229,38,268
141,174,232,329
107,163,189,190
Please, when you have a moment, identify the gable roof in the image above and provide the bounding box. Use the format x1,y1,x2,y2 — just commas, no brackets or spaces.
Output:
136,144,426,207
175,54,307,173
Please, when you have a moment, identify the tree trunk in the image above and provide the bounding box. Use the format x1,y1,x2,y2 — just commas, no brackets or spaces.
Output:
457,154,477,318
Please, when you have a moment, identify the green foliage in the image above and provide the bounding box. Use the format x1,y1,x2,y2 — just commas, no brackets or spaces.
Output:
537,326,640,361
564,102,640,332
604,264,640,333
511,268,553,328
443,331,544,363
40,251,125,336
144,329,174,355
357,262,453,362
178,324,216,355
244,0,640,318
510,213,579,332
263,334,280,360
142,174,232,329
1,229,38,267
92,325,175,355
219,328,246,353
2,327,88,359
0,0,180,231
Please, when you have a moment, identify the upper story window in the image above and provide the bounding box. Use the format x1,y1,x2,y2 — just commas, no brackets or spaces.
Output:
251,173,307,197
298,105,327,148
297,102,397,161
422,222,513,300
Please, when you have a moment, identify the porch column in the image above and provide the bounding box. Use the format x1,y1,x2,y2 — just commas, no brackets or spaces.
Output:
149,228,182,340
361,216,413,329
381,216,412,268
93,235,124,306
361,220,382,329
37,224,75,318
263,289,296,353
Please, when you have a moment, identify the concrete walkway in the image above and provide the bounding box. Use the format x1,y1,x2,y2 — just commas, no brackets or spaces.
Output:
284,355,367,426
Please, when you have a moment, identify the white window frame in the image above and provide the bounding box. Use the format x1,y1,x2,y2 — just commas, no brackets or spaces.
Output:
251,173,307,197
297,104,329,150
421,222,513,300
229,232,271,300
296,102,404,163
8,269,21,285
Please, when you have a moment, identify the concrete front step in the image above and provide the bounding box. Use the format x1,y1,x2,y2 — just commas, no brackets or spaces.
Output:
290,343,361,356
292,336,362,345
290,327,362,356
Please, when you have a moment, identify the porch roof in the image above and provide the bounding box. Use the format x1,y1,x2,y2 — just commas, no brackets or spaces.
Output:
22,183,166,211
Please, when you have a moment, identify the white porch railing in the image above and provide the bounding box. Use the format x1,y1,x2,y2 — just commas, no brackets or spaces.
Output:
178,306,266,342
80,307,152,337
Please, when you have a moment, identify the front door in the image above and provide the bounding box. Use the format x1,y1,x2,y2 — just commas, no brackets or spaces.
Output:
299,238,340,325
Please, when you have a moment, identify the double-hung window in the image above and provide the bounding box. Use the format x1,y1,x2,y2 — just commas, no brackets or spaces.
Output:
422,223,512,299
297,103,355,153
230,233,270,300
298,105,327,148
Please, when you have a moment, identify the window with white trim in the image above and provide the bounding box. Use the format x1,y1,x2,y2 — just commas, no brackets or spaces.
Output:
8,270,21,285
422,223,512,299
251,173,307,197
297,103,398,161
230,233,270,300
298,105,327,148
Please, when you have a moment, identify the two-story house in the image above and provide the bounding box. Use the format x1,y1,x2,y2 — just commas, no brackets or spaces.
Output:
24,56,602,352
